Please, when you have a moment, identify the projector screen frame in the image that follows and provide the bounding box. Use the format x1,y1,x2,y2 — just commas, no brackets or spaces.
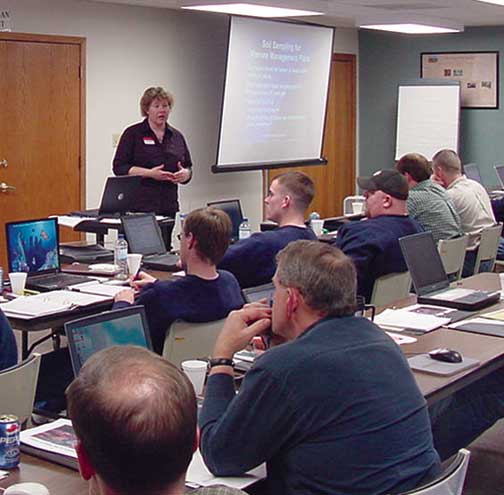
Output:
212,15,334,174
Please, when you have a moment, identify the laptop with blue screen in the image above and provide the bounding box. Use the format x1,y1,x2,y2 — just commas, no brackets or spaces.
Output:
5,217,93,291
65,306,152,375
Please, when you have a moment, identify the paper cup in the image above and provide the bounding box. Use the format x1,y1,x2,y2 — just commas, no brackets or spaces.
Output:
127,254,143,277
9,272,27,295
352,202,364,215
311,219,324,236
181,360,207,396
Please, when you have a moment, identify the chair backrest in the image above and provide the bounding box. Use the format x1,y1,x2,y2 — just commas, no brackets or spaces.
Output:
162,319,226,368
474,223,502,274
0,354,41,426
437,235,468,281
370,271,411,307
343,195,365,216
397,448,470,495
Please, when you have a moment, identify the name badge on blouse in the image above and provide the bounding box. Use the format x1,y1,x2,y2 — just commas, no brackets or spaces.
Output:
143,137,156,145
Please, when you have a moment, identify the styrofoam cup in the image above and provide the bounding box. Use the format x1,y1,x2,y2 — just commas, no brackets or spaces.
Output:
352,202,364,214
127,254,142,277
9,272,27,295
181,360,207,395
311,219,324,236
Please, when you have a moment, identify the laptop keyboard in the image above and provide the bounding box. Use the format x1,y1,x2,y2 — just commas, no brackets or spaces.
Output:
33,274,93,289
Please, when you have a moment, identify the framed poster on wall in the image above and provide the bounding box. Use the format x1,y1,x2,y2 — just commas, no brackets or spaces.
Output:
421,51,498,109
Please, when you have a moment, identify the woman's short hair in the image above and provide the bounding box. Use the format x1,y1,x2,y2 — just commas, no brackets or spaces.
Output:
396,153,432,182
140,87,174,117
276,240,357,317
183,207,232,265
66,346,197,495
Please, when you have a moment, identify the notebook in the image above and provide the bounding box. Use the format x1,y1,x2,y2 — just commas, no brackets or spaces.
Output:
6,218,94,292
121,213,180,271
65,306,152,375
399,231,500,311
71,175,142,218
207,199,244,243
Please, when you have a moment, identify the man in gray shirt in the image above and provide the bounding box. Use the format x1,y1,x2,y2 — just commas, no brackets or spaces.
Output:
397,152,462,244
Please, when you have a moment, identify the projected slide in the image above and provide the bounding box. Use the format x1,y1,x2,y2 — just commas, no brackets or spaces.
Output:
215,17,333,172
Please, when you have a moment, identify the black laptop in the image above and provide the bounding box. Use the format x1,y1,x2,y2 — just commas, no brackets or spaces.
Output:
399,231,500,311
207,199,244,243
122,213,180,271
6,217,94,291
65,306,152,375
71,175,142,218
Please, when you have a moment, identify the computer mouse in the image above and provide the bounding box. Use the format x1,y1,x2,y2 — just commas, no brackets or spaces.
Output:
4,482,50,495
428,348,463,363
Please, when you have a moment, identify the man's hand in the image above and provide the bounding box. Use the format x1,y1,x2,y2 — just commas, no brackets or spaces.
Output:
114,288,135,304
130,271,157,290
170,162,191,184
212,304,272,360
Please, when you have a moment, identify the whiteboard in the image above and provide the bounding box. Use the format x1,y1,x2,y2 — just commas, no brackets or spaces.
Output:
395,84,460,160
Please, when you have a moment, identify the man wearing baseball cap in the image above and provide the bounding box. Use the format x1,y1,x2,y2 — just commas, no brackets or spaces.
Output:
334,169,423,302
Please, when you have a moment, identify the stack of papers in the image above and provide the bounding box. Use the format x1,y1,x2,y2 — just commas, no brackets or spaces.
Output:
375,308,451,333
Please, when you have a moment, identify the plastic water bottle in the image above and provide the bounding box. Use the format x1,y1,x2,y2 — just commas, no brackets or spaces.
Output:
239,217,252,240
114,234,128,280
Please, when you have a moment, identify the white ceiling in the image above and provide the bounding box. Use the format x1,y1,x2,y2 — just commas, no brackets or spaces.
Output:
89,0,504,29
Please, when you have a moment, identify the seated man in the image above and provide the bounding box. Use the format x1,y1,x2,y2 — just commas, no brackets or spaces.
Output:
114,207,244,354
334,169,423,302
0,309,17,371
218,171,317,288
397,152,462,244
66,345,246,495
432,149,496,277
200,240,440,495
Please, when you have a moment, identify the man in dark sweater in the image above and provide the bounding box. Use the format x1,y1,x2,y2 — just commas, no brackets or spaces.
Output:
0,309,17,371
334,169,423,302
200,240,440,495
218,171,317,288
114,208,244,354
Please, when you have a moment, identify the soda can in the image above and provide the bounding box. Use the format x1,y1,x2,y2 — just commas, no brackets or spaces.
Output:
0,415,20,469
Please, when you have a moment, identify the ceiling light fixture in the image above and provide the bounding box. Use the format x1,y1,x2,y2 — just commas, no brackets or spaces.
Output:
360,23,461,34
181,3,323,17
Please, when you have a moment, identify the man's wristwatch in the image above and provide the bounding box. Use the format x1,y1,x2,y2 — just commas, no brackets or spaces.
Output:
208,358,235,369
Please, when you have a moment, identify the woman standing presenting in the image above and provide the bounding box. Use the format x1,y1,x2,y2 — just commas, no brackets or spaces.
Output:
113,87,192,244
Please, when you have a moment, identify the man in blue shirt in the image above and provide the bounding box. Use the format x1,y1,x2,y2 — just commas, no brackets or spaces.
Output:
114,207,244,354
200,240,440,495
335,169,423,302
218,171,317,288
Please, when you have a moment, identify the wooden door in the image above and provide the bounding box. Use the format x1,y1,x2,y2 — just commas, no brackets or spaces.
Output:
267,53,356,218
0,33,85,269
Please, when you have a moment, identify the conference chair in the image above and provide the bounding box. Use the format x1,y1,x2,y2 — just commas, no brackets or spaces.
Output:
473,223,502,275
438,235,468,281
162,319,226,369
343,195,365,216
0,353,41,426
370,271,412,307
395,448,470,495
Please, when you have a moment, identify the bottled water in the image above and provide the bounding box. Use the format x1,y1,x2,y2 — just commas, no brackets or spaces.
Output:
114,234,128,280
238,217,252,240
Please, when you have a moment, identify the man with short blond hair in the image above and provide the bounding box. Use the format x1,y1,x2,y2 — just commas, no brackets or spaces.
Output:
200,240,440,495
218,171,317,288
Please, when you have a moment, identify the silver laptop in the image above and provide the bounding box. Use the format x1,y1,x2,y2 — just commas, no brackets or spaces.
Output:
494,165,504,189
399,232,499,311
463,163,482,184
122,213,180,271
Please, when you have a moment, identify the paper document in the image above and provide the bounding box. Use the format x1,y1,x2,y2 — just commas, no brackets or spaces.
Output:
449,317,504,329
481,309,504,321
20,419,78,459
71,282,127,297
375,308,450,332
52,215,86,229
385,332,417,345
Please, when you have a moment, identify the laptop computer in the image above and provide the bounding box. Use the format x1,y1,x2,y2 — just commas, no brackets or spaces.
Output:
122,213,180,271
242,283,275,305
463,163,482,184
494,165,504,190
71,175,142,218
207,199,244,243
6,217,94,292
399,231,500,311
65,306,152,375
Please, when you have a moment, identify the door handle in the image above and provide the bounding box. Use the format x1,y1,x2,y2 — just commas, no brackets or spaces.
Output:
0,182,15,192
0,159,7,168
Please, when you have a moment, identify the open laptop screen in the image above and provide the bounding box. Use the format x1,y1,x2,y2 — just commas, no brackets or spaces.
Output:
6,218,60,275
399,231,449,295
122,214,166,256
207,199,244,242
463,163,482,184
65,306,152,375
494,165,504,189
